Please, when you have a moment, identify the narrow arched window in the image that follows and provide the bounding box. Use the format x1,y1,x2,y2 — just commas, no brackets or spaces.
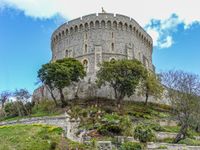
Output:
70,27,73,34
107,21,111,29
83,59,89,73
62,31,65,36
113,21,117,29
65,50,69,57
119,22,123,30
66,29,69,35
101,20,105,28
90,21,94,28
95,20,100,28
124,23,128,31
111,43,114,51
79,24,83,31
85,33,88,40
59,33,61,39
85,23,89,30
85,44,88,53
112,32,114,38
75,26,78,32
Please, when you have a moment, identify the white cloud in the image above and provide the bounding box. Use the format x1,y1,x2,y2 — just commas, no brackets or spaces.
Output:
159,36,173,49
0,0,200,48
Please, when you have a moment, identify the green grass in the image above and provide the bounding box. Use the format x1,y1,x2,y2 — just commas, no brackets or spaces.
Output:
162,126,180,133
178,138,200,146
0,124,63,150
0,124,92,150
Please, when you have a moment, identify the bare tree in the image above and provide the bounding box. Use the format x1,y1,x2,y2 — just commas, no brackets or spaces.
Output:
0,91,11,108
161,70,200,143
14,89,31,116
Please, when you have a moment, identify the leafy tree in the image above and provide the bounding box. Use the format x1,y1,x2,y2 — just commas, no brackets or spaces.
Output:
96,59,147,107
139,72,164,105
134,124,155,149
0,91,11,108
38,58,86,107
161,70,200,143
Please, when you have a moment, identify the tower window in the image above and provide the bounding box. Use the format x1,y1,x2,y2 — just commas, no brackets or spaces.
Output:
110,58,116,63
112,32,114,38
85,44,88,53
83,59,89,73
65,50,69,57
111,43,114,51
85,33,88,40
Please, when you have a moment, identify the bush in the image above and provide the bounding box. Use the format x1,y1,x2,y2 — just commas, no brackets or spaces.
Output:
149,123,165,132
134,124,155,143
4,102,20,117
98,113,122,136
32,99,56,114
119,142,142,150
98,124,122,136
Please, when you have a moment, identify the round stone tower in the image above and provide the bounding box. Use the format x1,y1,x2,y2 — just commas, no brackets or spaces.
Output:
51,13,154,79
33,13,157,102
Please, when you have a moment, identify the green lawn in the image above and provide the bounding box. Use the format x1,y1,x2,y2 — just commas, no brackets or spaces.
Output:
0,124,91,150
0,124,63,150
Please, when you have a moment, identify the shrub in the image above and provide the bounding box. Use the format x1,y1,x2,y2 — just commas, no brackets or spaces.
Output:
98,124,122,136
98,113,122,136
4,102,20,117
134,124,155,143
32,99,56,114
149,123,165,132
119,142,142,150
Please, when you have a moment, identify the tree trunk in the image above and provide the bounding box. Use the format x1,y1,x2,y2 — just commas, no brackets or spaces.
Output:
196,124,200,133
46,86,58,106
50,90,58,106
75,82,80,99
174,123,188,143
117,98,121,109
58,88,66,107
145,92,149,106
1,102,4,108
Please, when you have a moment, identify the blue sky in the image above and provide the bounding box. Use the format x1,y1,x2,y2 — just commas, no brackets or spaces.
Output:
0,0,200,94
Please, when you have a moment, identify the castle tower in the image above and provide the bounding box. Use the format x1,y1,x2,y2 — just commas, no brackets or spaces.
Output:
51,13,154,79
33,13,156,102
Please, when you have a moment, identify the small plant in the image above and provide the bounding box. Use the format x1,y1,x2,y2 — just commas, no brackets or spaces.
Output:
119,142,142,150
90,138,98,150
158,145,167,149
134,124,155,149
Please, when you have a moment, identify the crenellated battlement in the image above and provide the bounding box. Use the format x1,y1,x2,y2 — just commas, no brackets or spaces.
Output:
51,13,153,48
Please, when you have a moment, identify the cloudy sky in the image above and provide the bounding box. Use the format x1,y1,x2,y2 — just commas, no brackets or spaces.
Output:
0,0,200,93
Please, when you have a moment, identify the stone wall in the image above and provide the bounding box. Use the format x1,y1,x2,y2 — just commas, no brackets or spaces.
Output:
33,79,170,105
0,114,81,142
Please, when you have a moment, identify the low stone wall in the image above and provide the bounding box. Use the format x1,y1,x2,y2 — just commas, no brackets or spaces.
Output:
148,142,200,150
158,119,178,127
0,115,67,127
155,132,177,140
0,114,81,142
